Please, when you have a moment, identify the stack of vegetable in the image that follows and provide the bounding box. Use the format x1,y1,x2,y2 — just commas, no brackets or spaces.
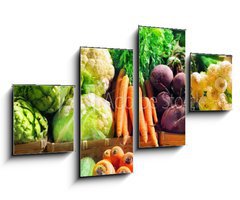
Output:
80,47,133,177
109,49,133,144
13,85,74,153
81,146,133,177
190,54,232,111
80,47,133,143
139,26,186,147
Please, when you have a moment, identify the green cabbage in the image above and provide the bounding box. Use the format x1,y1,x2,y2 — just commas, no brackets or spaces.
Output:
80,157,95,177
14,85,71,114
81,93,114,140
13,97,48,144
52,94,74,143
80,48,115,96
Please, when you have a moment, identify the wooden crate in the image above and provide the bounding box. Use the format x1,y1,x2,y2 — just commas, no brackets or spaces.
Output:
13,139,47,155
139,137,158,148
46,142,73,153
159,131,185,146
81,137,133,162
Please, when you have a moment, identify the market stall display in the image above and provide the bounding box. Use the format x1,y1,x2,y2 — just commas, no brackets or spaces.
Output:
80,47,133,177
138,26,186,148
13,85,74,155
190,53,232,111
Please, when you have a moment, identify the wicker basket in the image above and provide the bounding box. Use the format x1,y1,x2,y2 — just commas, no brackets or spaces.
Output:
81,137,133,162
13,138,47,155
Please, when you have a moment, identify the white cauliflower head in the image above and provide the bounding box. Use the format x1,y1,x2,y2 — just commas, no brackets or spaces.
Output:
81,48,115,96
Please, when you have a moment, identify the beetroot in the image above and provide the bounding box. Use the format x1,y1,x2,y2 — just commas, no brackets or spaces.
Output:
150,65,173,92
172,72,185,96
161,105,185,133
156,92,171,115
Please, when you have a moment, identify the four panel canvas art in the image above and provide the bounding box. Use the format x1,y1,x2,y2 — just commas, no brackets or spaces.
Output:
11,26,232,178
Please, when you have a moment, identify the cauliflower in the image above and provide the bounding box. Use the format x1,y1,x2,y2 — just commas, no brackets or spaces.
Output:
81,48,115,96
81,93,114,140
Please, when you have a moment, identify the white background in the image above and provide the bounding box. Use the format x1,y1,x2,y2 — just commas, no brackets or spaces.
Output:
0,0,240,199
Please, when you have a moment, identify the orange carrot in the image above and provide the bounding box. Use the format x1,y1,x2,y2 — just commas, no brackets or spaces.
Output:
150,98,158,124
145,80,158,123
103,149,111,162
115,69,125,120
127,86,134,125
123,109,129,145
128,110,133,136
93,160,115,176
120,152,133,172
139,87,148,143
111,146,124,169
116,166,131,174
142,97,158,147
145,80,154,98
116,75,129,137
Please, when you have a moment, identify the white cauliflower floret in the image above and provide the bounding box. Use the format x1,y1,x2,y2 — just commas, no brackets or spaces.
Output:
81,48,115,96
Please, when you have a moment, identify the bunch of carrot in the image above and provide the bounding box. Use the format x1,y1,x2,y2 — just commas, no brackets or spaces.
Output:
93,146,133,175
115,69,133,145
139,80,159,147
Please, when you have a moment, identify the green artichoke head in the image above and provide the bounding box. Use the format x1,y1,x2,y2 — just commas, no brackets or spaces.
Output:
14,85,71,114
13,97,48,144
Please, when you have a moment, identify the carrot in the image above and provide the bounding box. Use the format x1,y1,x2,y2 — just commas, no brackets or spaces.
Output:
128,110,133,136
120,152,133,172
111,146,124,169
116,166,131,174
150,98,158,123
103,149,111,162
93,160,115,176
115,69,125,120
145,80,154,98
139,87,148,143
116,75,129,137
145,80,158,124
127,86,134,125
123,109,129,145
142,97,158,147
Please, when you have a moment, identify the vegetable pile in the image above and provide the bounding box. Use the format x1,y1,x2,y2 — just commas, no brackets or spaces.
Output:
139,26,186,147
80,47,133,143
80,146,133,177
190,54,232,111
13,85,74,152
80,47,133,177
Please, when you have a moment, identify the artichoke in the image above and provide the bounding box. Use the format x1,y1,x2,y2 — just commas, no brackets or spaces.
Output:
14,85,71,114
52,92,74,143
13,97,48,144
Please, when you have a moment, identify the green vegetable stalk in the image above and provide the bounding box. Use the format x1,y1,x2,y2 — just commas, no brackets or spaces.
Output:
109,49,133,84
13,97,48,144
139,26,185,80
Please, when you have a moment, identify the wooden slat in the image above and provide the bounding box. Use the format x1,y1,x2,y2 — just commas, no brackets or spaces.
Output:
13,139,47,155
46,142,73,153
159,132,185,146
